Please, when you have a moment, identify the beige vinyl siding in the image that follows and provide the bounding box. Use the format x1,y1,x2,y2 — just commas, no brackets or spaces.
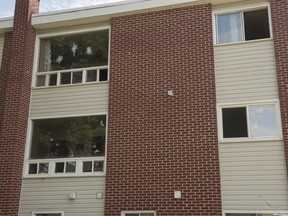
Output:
220,141,288,211
30,83,108,118
215,40,279,103
0,34,4,69
19,177,105,216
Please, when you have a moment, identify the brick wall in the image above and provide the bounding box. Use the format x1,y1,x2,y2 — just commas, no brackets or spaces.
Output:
0,0,39,215
106,4,222,216
270,0,288,174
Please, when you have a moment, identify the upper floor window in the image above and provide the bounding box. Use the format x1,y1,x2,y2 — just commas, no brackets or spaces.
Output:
219,101,281,141
216,8,271,44
26,115,106,177
36,29,109,87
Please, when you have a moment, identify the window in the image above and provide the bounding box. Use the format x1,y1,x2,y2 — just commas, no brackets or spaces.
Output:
216,8,270,44
121,212,156,216
27,115,106,177
32,212,64,216
36,29,109,87
226,213,288,216
219,102,281,140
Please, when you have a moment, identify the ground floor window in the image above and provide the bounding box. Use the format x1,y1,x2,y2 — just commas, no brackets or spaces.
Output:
226,213,288,216
121,211,156,216
32,212,64,216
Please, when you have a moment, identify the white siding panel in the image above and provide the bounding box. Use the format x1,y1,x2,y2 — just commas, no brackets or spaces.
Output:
0,34,4,69
30,83,109,118
19,177,105,216
215,40,279,103
219,141,288,211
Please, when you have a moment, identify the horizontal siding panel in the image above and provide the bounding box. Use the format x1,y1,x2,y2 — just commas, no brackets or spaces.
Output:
220,141,288,211
0,34,4,69
214,40,279,103
30,83,109,118
19,177,105,216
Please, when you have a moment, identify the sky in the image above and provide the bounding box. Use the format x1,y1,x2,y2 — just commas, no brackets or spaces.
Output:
0,0,126,18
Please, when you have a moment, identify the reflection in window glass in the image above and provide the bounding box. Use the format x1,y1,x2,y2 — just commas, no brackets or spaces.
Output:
39,163,49,174
86,70,97,82
30,115,106,159
83,161,92,172
66,162,76,173
38,30,109,72
36,75,46,87
249,105,277,137
49,74,57,86
61,72,71,84
217,12,242,44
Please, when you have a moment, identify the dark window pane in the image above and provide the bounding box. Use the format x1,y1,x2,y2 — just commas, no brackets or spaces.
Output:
38,30,109,72
39,163,49,174
72,71,82,84
99,69,108,81
49,74,57,86
244,9,270,41
36,75,46,87
222,107,248,138
66,162,76,173
86,70,97,82
94,161,104,172
30,115,106,159
61,72,71,84
55,162,64,173
226,214,256,216
83,161,92,172
28,163,38,174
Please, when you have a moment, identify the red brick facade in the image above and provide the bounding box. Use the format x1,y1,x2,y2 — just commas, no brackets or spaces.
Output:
270,0,288,174
106,4,222,216
0,0,39,215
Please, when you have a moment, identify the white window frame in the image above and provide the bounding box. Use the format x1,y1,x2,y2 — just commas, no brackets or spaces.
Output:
121,211,156,216
217,100,282,142
223,210,288,216
32,211,64,216
23,113,108,178
32,24,111,88
212,1,273,45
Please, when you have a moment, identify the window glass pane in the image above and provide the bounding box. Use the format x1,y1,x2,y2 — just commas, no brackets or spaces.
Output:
244,9,270,41
86,70,97,82
141,214,155,216
222,107,248,138
66,162,76,173
36,214,61,216
49,74,57,86
217,12,242,44
30,115,106,159
61,72,71,84
28,163,38,174
94,161,104,172
226,214,256,216
38,163,49,174
55,162,64,173
125,214,139,216
99,69,108,81
83,161,92,172
36,75,46,87
72,71,82,84
38,30,109,72
249,105,277,137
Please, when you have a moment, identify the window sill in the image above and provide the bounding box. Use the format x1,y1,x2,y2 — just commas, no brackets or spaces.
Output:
219,137,283,144
214,37,273,47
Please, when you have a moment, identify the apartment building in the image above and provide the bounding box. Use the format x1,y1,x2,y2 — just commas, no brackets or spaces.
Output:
0,0,287,215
